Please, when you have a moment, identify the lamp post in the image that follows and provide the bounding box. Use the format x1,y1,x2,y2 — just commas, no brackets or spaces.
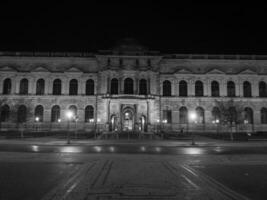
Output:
189,111,197,145
66,110,73,144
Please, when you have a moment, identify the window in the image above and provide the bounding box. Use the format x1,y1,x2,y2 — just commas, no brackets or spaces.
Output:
17,105,27,123
243,81,251,97
196,107,205,124
69,79,78,95
211,81,220,97
227,81,235,97
259,81,267,97
0,105,10,122
163,80,171,96
3,78,11,94
261,108,267,124
86,79,94,95
34,105,44,122
139,79,147,95
211,107,221,122
85,105,94,122
179,107,188,124
110,78,118,94
163,110,172,123
124,78,134,94
53,79,61,95
179,80,187,97
36,79,45,95
244,107,253,124
195,81,203,97
51,105,60,122
19,79,28,95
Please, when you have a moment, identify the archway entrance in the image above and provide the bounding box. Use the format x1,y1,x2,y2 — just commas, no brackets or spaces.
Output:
122,109,134,131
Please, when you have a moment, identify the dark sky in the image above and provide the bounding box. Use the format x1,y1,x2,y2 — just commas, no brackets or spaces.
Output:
1,1,267,54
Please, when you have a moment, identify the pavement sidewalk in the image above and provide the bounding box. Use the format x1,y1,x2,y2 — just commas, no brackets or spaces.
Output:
1,136,267,147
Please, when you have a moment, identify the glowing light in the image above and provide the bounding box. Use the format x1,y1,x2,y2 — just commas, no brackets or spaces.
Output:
35,117,39,122
156,119,160,123
140,146,146,151
58,119,61,123
31,145,39,152
189,111,197,121
109,146,115,152
162,119,167,123
89,119,94,123
61,146,82,153
97,118,101,123
94,146,102,152
184,147,203,155
215,119,220,123
66,110,74,119
155,147,161,152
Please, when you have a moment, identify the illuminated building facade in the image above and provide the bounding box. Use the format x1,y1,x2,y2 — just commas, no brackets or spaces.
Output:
1,39,267,134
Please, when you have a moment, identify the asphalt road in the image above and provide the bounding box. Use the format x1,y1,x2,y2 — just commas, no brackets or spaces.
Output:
0,144,267,199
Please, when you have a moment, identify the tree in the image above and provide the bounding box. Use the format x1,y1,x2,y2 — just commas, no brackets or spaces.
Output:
0,98,8,132
9,98,34,138
215,99,244,141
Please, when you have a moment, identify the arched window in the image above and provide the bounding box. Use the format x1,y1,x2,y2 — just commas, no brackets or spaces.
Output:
19,79,28,95
53,79,61,95
179,107,188,124
227,81,235,97
179,80,187,97
261,108,267,124
17,105,27,123
212,107,221,122
36,79,45,95
34,105,44,122
110,78,118,94
259,81,267,97
85,105,94,122
51,105,60,122
139,79,147,95
244,107,253,124
195,81,203,97
211,81,220,97
0,105,10,122
124,78,134,94
163,80,171,96
69,79,78,95
243,81,252,97
3,78,11,95
86,79,94,95
196,107,205,124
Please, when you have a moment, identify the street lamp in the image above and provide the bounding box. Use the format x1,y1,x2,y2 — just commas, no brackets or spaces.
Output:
35,117,40,132
66,110,74,144
188,111,197,145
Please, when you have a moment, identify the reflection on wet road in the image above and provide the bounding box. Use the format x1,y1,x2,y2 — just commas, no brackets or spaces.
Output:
0,144,267,154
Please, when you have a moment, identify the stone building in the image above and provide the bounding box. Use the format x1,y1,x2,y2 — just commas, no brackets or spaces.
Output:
1,38,267,134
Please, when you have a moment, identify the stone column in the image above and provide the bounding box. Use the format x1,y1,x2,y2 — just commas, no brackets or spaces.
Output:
235,80,240,97
204,80,210,96
239,80,243,97
254,110,261,125
0,78,3,94
15,78,20,94
147,78,150,95
107,76,110,94
189,80,195,97
29,78,35,95
220,81,226,97
135,78,139,94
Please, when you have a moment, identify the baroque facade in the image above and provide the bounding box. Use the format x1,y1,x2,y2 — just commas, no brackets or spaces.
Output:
1,39,267,134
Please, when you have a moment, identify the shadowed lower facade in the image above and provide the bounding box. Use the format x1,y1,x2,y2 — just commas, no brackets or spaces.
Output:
1,39,267,134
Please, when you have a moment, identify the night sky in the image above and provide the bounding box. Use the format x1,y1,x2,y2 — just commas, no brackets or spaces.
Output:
1,2,267,54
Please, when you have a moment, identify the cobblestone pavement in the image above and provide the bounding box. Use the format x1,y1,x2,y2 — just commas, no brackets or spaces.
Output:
1,152,263,200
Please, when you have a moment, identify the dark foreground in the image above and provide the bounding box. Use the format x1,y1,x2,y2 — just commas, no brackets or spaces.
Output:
0,145,267,200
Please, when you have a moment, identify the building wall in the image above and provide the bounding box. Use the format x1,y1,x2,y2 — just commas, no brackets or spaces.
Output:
1,54,267,133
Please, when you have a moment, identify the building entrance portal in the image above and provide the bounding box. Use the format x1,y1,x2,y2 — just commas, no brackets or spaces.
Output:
122,109,134,131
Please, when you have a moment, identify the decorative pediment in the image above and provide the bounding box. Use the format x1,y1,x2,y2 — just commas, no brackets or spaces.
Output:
206,68,225,74
0,66,17,72
175,68,192,74
239,69,257,75
65,67,82,73
32,66,49,72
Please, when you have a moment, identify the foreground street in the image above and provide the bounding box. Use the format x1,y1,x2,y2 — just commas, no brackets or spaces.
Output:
0,140,267,200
